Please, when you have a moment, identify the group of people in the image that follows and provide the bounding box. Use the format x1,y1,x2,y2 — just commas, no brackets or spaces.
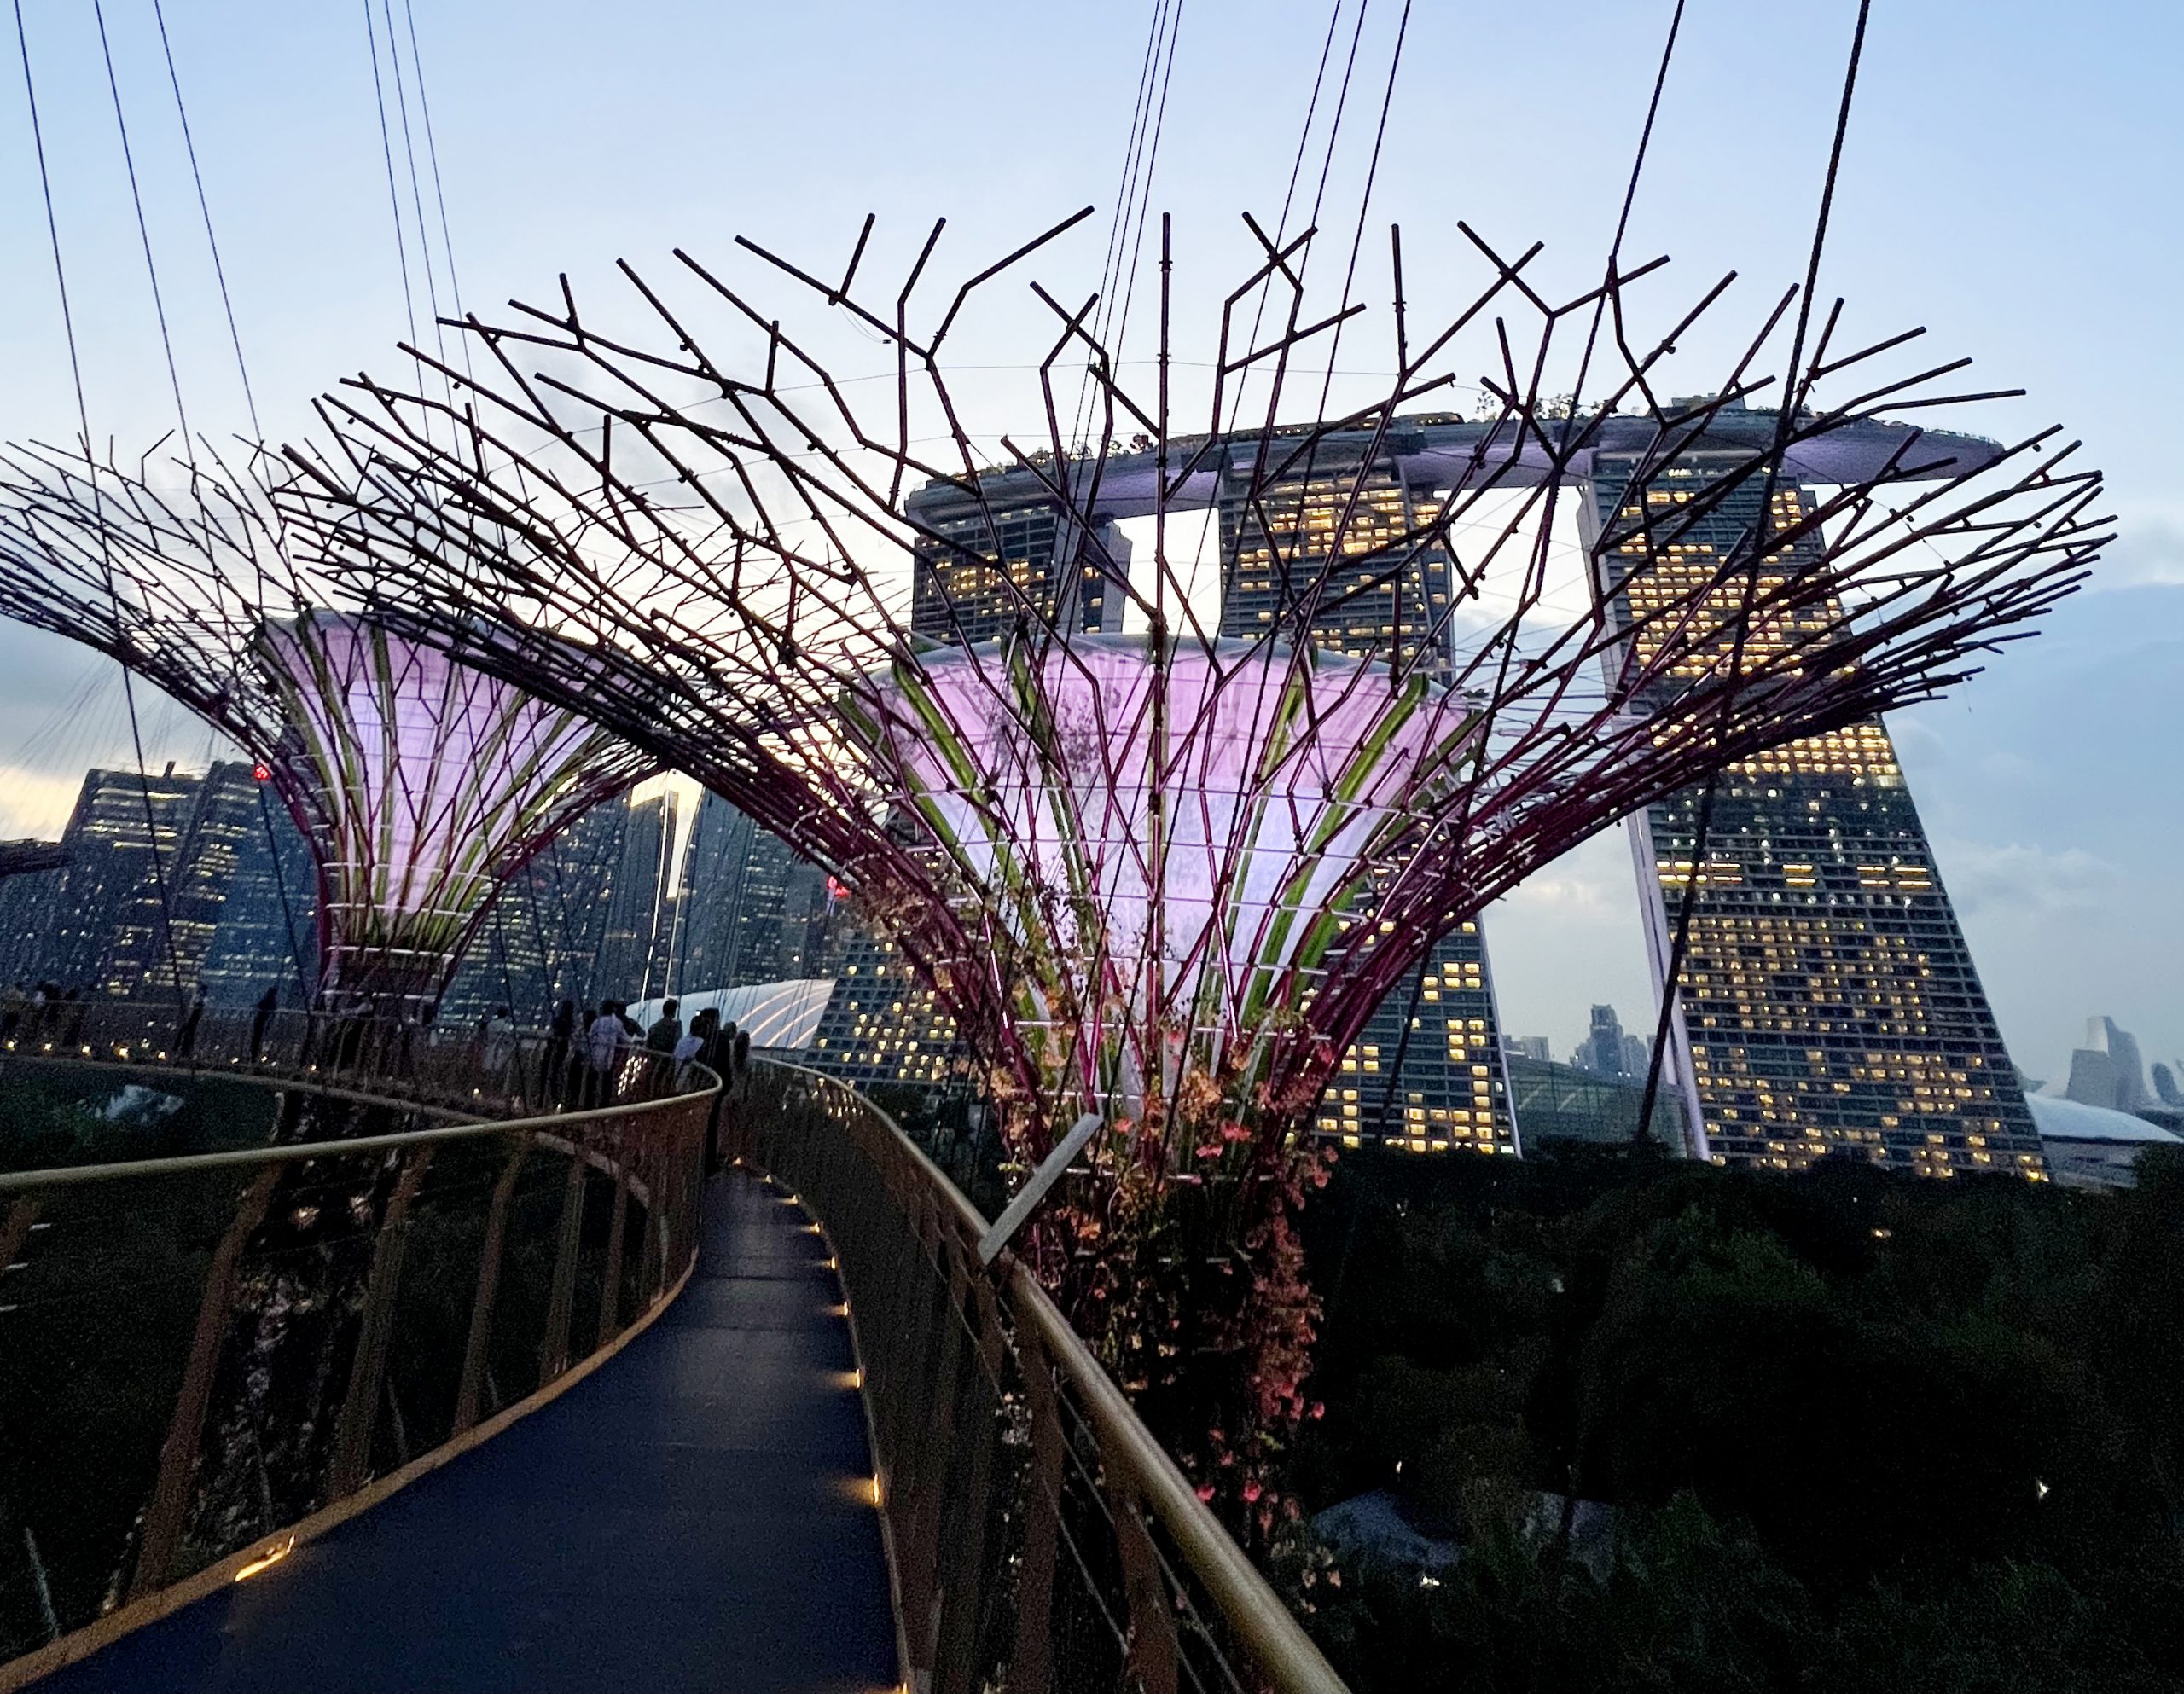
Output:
538,994,752,1110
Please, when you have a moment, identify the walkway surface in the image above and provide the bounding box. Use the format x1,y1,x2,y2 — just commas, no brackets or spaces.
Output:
41,1171,899,1693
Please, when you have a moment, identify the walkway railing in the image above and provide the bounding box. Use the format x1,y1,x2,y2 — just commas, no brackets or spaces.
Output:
727,1059,1346,1694
0,1036,715,1683
0,995,626,1121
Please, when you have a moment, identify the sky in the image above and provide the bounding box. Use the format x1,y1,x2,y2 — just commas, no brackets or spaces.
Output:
0,0,2175,1084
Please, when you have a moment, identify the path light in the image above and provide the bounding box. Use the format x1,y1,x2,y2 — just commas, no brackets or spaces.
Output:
233,1536,296,1581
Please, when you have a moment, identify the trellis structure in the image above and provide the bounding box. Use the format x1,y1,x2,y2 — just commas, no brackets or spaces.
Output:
278,213,2107,1511
0,444,654,1012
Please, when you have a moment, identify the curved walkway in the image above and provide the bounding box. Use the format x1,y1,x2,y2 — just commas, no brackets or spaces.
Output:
35,1171,899,1694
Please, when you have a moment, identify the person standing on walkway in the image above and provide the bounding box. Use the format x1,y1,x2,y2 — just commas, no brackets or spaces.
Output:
731,1024,752,1101
249,986,278,1063
543,998,577,1105
646,997,682,1056
175,986,206,1062
586,1000,630,1106
483,1005,517,1094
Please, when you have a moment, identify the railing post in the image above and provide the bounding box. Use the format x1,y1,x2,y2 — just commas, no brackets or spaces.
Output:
933,1269,1008,1694
595,1166,632,1351
1106,1471,1182,1694
328,1146,437,1500
1006,1314,1065,1694
537,1152,589,1384
128,1163,283,1601
453,1132,534,1435
0,1195,43,1280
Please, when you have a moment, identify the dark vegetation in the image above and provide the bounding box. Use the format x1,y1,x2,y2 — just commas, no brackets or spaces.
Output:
0,1065,279,1173
1281,1145,2184,1691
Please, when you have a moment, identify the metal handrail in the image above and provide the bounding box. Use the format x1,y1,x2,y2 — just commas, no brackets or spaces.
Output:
729,1056,1346,1694
0,1031,718,1683
0,1068,719,1193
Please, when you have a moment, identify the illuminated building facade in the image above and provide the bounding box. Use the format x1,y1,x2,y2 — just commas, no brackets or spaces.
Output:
1315,920,1518,1157
1583,441,2043,1178
906,484,1131,643
1219,429,1518,1157
27,766,196,992
1217,426,1454,675
670,792,837,995
804,925,962,1089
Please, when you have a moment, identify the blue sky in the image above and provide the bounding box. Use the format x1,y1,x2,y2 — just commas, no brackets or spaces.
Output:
0,0,2175,1082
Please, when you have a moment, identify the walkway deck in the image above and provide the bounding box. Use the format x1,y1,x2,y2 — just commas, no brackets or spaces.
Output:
39,1171,900,1693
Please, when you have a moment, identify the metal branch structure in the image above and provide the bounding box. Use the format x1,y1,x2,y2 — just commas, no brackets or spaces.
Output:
0,444,655,1012
277,214,2108,1508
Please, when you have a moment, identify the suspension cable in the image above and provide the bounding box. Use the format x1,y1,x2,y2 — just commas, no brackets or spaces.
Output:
15,0,189,1008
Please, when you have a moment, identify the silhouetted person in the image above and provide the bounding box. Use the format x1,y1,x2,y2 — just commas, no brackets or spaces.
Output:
483,1005,516,1089
250,987,278,1062
176,986,206,1061
646,996,682,1054
585,1000,630,1106
731,1026,752,1101
544,998,577,1104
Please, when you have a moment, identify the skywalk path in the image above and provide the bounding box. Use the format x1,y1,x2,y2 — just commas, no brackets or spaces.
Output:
35,1172,898,1693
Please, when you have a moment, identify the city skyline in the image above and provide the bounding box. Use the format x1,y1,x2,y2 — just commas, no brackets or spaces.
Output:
0,0,2169,1086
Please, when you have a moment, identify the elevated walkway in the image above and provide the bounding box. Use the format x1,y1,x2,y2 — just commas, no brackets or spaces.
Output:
32,1171,897,1693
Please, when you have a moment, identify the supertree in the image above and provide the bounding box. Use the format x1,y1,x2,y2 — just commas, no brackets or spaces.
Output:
0,442,655,1014
276,212,2106,1518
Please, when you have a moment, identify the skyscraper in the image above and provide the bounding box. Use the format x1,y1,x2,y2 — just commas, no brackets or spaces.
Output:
671,792,836,994
196,782,316,1007
804,924,962,1089
1217,426,1454,674
905,480,1133,643
1216,427,1519,1156
1583,426,2042,1178
442,798,630,1022
33,765,202,995
595,789,682,1001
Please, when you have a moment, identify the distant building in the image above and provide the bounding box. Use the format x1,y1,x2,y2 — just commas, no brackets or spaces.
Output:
905,479,1132,644
1583,435,2042,1179
2028,1094,2181,1191
1505,1035,1552,1064
2063,1015,2153,1114
594,789,682,1002
2155,1062,2182,1110
443,798,636,1022
30,765,202,995
670,792,837,995
1502,1053,1690,1152
196,778,316,1007
1573,1004,1637,1082
804,924,964,1090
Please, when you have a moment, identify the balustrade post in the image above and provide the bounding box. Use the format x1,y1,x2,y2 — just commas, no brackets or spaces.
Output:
0,1195,43,1280
933,1268,1008,1694
537,1153,589,1384
452,1132,534,1435
1006,1313,1065,1694
1106,1468,1182,1694
595,1167,632,1351
128,1163,283,1601
328,1146,437,1500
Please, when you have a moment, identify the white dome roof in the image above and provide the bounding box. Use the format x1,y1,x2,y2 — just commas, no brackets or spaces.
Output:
2028,1093,2181,1145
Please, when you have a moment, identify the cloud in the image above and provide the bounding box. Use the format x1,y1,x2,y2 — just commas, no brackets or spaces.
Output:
1932,838,2119,919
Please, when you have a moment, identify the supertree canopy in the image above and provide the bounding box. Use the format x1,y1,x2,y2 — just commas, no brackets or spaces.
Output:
0,444,654,1011
275,212,2107,1511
